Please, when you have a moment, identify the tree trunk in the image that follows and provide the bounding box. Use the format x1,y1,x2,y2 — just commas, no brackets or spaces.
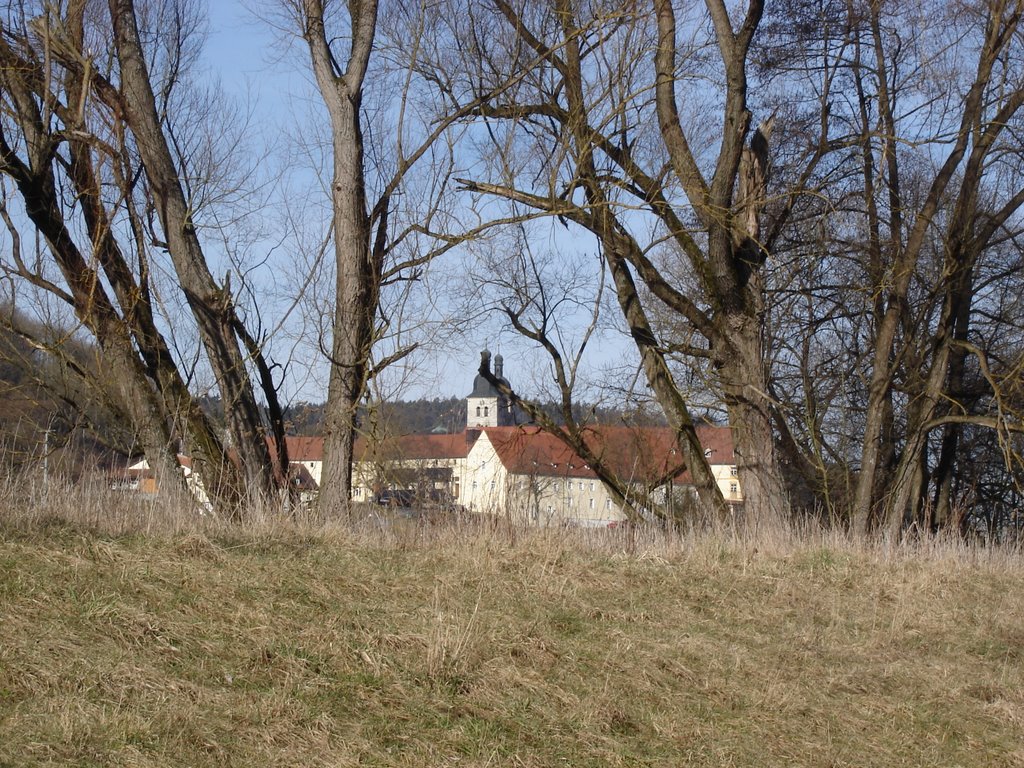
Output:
318,104,377,517
110,0,278,508
300,0,380,518
604,249,730,522
718,317,788,528
0,133,183,494
319,105,375,514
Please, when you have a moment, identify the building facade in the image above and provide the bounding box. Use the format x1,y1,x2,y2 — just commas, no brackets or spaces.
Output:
466,349,515,428
119,352,743,522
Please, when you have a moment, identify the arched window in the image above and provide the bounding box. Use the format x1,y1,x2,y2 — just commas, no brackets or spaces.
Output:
476,406,481,417
484,406,489,417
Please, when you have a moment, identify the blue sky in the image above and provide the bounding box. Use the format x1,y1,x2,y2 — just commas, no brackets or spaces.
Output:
197,3,545,404
193,2,640,408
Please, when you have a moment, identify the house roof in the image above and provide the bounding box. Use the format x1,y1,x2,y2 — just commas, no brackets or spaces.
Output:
266,432,476,464
288,462,319,490
278,436,324,462
354,431,478,462
481,425,735,485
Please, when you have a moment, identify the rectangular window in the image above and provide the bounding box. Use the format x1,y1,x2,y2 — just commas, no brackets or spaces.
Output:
730,482,738,495
589,498,595,509
472,481,478,490
606,499,612,509
490,480,496,490
578,481,584,491
590,482,595,491
730,466,738,477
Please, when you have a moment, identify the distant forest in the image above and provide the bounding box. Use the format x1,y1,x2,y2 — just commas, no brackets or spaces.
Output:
283,397,670,437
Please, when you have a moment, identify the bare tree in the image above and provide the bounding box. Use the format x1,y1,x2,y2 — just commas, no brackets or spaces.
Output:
431,0,1024,538
432,0,837,524
291,0,517,516
750,0,1024,536
0,0,290,513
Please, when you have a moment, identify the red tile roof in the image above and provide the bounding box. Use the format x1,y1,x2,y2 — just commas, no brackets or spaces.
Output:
482,425,734,484
269,433,474,463
353,431,478,462
279,436,324,462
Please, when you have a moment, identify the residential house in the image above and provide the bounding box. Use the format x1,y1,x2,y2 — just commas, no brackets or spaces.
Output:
351,431,474,504
115,351,743,522
112,453,210,507
460,424,739,525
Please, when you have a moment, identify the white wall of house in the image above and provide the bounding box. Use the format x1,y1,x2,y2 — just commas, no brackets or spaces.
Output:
712,463,742,502
511,473,626,526
461,432,506,511
303,461,323,486
350,455,469,504
461,433,628,525
123,458,211,510
266,430,742,518
466,396,500,428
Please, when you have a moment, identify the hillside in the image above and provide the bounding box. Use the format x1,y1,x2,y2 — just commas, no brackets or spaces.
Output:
0,307,129,476
1,503,1021,767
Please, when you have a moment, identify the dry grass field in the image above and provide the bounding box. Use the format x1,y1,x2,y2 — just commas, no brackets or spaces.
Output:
1,488,1023,766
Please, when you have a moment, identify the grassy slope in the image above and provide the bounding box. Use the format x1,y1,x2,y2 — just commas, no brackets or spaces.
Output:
1,520,1022,767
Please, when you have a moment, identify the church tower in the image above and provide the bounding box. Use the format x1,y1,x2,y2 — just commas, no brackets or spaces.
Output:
467,349,514,427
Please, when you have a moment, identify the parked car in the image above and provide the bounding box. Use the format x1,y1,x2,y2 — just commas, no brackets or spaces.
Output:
374,489,415,507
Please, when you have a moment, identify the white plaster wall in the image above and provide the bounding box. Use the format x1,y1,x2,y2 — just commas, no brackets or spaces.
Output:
499,472,627,526
306,461,322,486
349,456,466,503
466,397,499,428
712,463,742,502
461,433,507,511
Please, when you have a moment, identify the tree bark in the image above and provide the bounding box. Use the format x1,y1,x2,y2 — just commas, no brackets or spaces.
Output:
300,0,379,518
109,0,279,508
0,124,182,492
